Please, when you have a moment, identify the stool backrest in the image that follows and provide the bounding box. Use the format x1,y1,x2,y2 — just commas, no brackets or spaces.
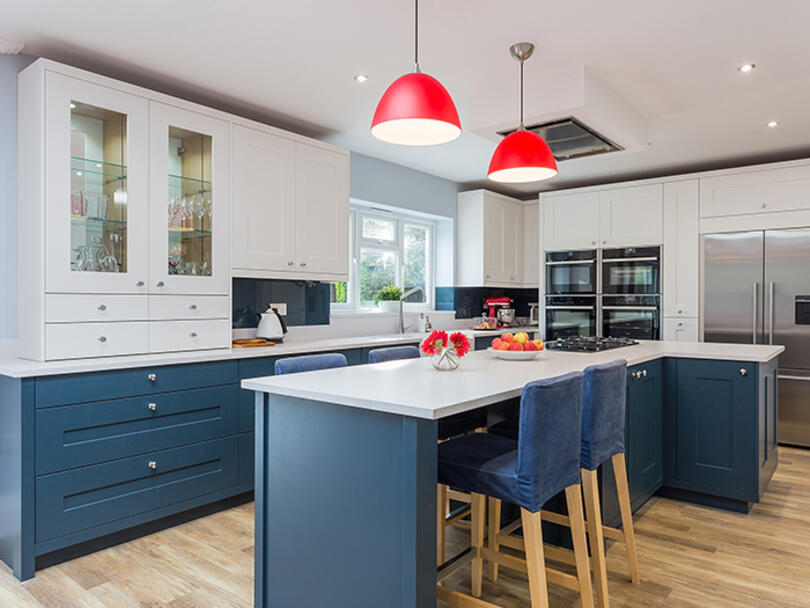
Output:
517,371,584,512
368,345,420,364
581,359,627,470
274,353,348,375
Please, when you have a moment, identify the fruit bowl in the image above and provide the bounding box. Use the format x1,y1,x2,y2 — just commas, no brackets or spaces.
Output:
487,347,543,361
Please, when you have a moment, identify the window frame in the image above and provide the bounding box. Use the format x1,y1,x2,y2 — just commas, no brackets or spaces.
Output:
331,206,436,313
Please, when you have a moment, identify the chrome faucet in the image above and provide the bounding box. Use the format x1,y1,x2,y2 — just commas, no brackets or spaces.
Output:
399,286,424,334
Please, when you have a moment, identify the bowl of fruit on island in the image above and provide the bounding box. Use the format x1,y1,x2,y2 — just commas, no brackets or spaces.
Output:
487,332,545,360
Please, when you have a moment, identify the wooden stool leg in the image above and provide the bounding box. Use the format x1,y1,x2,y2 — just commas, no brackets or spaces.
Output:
611,453,640,583
582,469,610,608
470,492,486,597
488,497,501,581
566,484,595,608
521,507,550,608
437,483,448,565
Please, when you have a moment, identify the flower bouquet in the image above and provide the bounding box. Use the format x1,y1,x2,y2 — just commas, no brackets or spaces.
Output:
421,330,471,371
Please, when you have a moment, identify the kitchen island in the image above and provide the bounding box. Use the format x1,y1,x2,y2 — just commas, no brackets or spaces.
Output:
243,340,783,608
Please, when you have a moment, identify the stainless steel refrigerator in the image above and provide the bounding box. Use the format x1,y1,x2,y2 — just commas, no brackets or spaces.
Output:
704,229,810,447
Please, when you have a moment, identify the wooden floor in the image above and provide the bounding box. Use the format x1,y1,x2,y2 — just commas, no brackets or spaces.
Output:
2,447,810,607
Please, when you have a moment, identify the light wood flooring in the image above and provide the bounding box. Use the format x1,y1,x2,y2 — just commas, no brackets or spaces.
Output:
2,447,810,607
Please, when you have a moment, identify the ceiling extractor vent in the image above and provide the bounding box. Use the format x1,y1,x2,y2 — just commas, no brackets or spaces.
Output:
498,117,622,161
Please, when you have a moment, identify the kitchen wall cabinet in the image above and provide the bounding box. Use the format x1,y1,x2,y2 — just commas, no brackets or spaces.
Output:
699,164,810,218
523,203,540,287
542,191,600,251
598,184,663,247
231,128,349,279
458,190,524,287
663,181,699,319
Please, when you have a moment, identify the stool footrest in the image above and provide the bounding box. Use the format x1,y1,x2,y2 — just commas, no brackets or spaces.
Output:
437,585,502,608
437,546,476,583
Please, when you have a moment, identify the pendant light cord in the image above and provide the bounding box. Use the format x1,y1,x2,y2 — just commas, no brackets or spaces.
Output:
413,0,420,72
519,58,525,130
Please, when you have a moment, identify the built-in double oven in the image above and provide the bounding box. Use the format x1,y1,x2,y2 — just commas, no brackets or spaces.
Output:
544,245,662,341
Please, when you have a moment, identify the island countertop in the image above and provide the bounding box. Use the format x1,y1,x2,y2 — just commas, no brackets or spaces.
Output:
242,340,784,420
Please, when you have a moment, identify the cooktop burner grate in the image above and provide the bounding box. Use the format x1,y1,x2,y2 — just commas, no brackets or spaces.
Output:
546,336,639,352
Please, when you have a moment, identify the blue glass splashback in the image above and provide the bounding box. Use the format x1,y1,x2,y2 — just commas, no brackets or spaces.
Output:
233,278,330,328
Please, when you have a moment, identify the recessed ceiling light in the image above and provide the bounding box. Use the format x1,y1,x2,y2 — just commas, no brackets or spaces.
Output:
738,63,756,73
354,73,368,83
767,120,780,128
70,103,77,109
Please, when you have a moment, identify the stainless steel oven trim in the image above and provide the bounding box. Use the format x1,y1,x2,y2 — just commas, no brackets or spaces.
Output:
602,256,660,263
545,305,596,310
545,260,596,266
602,306,659,311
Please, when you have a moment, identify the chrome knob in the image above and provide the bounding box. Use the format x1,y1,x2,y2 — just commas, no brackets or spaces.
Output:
136,280,145,287
190,332,198,338
678,309,684,314
642,369,647,377
97,304,107,311
189,304,198,310
156,281,165,287
148,373,157,382
591,241,596,245
287,260,294,266
677,322,684,327
97,336,107,343
602,240,607,245
148,461,157,471
300,261,307,267
148,402,157,412
631,371,638,379
740,368,748,377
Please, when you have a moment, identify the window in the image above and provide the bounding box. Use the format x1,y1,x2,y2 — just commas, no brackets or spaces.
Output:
331,207,434,311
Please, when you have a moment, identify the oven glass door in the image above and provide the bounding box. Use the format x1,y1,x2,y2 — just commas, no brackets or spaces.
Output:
602,259,660,295
546,261,597,294
602,307,660,339
545,298,597,339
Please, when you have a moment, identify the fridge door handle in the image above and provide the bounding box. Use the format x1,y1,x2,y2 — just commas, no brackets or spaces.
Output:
777,375,810,382
768,282,775,345
752,282,759,345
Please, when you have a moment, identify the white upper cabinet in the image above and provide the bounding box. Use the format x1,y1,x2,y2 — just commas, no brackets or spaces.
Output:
598,184,663,247
523,203,539,287
700,164,810,218
148,101,230,295
663,181,699,318
293,143,350,276
542,191,600,251
45,72,150,294
231,125,296,272
458,190,524,287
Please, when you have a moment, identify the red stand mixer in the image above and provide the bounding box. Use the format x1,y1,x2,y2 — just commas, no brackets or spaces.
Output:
484,296,515,328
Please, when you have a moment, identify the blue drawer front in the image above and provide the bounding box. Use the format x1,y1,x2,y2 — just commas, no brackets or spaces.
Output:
35,361,238,408
36,437,238,542
36,385,238,475
238,432,255,486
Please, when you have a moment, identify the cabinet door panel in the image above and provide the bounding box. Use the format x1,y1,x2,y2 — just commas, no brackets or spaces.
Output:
45,73,149,294
523,204,539,286
149,102,230,294
231,125,296,272
663,181,699,317
502,201,523,284
294,144,349,276
700,165,810,217
675,359,757,498
483,199,504,282
627,361,663,507
542,192,600,251
599,184,663,247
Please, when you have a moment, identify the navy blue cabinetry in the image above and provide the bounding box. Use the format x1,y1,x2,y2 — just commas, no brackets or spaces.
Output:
626,359,664,510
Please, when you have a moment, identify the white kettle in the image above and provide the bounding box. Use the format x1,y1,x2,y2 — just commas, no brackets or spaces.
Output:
256,306,288,342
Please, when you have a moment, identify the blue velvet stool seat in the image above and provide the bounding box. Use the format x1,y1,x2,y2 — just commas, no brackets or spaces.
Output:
274,352,348,375
367,345,487,565
436,372,595,608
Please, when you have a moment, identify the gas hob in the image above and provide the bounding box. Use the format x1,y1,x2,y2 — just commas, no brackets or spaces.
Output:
546,336,639,352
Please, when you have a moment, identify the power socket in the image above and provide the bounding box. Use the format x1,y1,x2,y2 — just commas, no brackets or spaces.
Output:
270,303,287,316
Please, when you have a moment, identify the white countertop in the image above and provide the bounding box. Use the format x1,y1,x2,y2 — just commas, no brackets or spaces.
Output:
0,328,535,379
242,341,784,420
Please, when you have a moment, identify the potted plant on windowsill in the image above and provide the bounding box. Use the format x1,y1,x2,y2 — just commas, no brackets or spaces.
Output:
374,284,403,313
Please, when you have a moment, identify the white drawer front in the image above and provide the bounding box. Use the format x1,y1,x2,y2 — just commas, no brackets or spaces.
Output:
149,295,230,321
662,317,699,342
149,319,231,353
45,322,149,360
46,294,149,323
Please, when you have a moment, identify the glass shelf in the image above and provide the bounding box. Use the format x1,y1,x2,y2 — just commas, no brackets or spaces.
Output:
169,173,211,186
71,156,127,181
168,227,212,237
71,215,126,225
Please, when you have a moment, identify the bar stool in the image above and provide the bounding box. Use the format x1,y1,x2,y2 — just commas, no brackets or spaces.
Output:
436,372,594,608
489,359,639,608
367,345,487,564
274,352,348,375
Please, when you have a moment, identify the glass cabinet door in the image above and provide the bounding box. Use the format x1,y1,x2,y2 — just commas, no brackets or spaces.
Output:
149,102,229,294
45,73,149,293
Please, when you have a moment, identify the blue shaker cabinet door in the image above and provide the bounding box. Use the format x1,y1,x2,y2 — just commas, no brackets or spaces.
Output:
626,360,664,510
675,359,757,501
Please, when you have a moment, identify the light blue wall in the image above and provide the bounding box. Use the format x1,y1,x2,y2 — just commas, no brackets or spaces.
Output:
350,152,460,219
0,54,35,339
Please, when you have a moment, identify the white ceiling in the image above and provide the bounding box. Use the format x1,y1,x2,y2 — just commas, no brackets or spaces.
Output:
3,0,810,197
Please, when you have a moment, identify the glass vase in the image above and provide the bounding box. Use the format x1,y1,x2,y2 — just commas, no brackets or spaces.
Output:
432,346,460,371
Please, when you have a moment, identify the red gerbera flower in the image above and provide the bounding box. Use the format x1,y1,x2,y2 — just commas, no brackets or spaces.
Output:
449,332,471,358
421,330,449,355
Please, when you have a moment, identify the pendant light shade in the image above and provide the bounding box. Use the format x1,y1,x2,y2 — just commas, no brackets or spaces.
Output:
488,130,557,183
371,72,461,145
370,0,461,146
487,42,557,183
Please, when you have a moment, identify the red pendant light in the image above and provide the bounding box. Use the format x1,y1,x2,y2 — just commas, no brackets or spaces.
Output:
371,0,461,146
488,43,558,183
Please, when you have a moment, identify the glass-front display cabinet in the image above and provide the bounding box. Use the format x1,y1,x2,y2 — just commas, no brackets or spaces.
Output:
45,73,149,293
149,101,229,294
